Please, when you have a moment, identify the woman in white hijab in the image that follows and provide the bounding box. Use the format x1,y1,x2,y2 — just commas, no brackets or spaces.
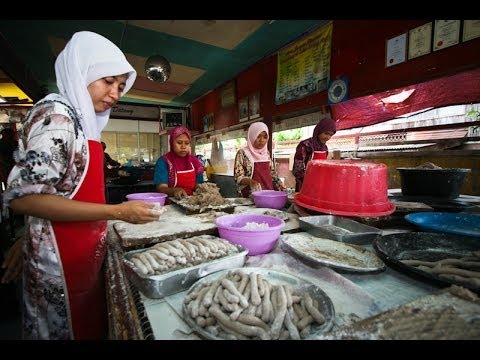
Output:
234,121,286,197
1,31,160,339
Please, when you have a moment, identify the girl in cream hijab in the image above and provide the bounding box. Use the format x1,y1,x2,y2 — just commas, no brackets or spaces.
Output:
2,31,160,339
234,121,286,197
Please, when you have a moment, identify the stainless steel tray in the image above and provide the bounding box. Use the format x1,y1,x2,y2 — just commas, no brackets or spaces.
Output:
299,215,381,245
281,232,386,273
123,235,248,298
182,267,335,340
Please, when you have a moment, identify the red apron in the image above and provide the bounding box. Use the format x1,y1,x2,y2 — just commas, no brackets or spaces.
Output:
52,140,108,339
312,151,327,160
241,160,273,197
176,164,196,195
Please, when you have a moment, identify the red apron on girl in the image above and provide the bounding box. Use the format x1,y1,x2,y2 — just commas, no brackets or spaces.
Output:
175,164,196,195
52,140,108,339
241,160,273,197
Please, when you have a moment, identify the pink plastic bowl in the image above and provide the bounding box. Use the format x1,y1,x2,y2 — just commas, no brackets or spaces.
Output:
251,190,288,210
215,214,285,255
294,160,396,217
126,192,167,205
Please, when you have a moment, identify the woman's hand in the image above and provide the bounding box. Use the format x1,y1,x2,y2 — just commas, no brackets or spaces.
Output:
1,238,23,284
173,187,188,199
113,201,160,224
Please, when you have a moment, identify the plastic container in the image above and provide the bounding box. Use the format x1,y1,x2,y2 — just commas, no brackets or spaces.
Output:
294,160,396,217
405,212,480,238
251,190,288,210
126,192,167,205
215,214,285,255
397,168,471,199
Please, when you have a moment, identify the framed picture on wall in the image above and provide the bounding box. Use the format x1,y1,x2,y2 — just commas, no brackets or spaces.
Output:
248,92,260,119
408,22,432,60
463,20,480,42
203,113,214,132
385,33,407,67
238,97,249,122
433,20,460,51
220,80,236,109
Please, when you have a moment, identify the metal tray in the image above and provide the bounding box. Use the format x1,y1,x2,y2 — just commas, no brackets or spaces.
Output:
123,235,248,298
281,232,386,273
182,267,335,340
170,197,237,215
299,215,382,244
373,232,480,292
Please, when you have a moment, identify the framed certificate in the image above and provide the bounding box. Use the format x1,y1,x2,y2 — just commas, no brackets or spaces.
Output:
433,20,460,51
386,33,407,68
408,22,432,60
463,20,480,42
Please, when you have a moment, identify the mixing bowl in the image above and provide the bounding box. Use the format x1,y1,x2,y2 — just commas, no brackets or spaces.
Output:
251,190,288,210
215,213,285,255
126,192,167,205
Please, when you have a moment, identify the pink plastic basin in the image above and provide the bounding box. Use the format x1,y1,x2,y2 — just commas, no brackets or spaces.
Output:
251,190,288,210
294,160,396,217
126,192,167,205
215,214,285,255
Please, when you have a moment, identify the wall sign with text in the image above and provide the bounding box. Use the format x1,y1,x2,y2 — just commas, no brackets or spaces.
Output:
111,103,160,120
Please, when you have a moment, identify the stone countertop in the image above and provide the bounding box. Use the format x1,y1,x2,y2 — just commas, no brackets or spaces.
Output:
105,220,447,340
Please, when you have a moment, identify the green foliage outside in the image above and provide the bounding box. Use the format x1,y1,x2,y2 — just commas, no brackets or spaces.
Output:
273,128,303,142
467,109,480,131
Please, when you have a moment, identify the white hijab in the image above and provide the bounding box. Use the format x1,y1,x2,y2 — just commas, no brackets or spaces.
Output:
54,31,137,140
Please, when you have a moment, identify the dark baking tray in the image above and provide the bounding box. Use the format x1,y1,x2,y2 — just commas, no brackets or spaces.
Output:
373,232,480,292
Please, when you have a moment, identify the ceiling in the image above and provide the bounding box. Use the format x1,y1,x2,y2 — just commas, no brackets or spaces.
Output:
0,20,325,108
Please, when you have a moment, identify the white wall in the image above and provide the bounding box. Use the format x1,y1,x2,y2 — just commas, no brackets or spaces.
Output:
103,118,160,133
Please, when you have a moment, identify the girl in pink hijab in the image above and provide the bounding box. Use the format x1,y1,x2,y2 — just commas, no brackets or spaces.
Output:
234,121,286,197
154,126,204,199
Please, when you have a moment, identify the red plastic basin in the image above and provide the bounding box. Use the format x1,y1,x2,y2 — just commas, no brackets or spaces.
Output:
294,160,396,217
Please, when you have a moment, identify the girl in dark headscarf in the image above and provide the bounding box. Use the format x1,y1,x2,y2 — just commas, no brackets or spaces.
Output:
292,117,337,192
154,126,204,199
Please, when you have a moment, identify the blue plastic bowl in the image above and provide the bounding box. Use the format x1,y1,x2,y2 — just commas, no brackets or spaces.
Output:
405,212,480,238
